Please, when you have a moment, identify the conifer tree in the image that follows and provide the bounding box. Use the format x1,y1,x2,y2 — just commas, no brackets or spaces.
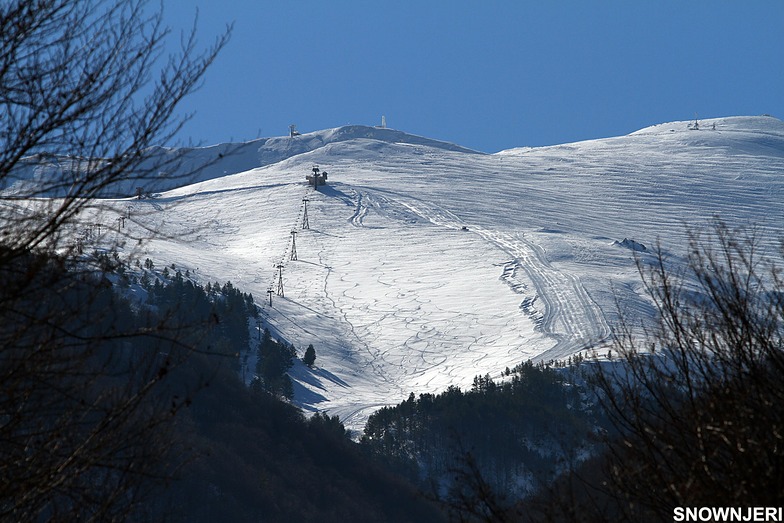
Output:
257,333,295,399
303,344,316,367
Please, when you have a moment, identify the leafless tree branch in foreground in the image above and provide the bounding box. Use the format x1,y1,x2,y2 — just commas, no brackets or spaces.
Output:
592,220,784,519
0,1,229,519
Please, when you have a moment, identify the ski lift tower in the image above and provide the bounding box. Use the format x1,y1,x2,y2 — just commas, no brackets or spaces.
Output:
275,263,285,297
289,124,301,137
302,197,310,229
267,288,275,306
289,230,298,261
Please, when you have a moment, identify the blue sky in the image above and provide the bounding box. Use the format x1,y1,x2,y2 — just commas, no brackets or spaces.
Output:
162,1,784,152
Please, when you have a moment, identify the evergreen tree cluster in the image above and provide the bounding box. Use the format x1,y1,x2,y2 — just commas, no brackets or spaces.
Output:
126,255,319,402
255,328,296,399
120,257,258,371
0,248,248,520
361,361,601,500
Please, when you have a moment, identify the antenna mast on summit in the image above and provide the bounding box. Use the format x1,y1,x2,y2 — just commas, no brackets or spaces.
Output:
381,115,386,128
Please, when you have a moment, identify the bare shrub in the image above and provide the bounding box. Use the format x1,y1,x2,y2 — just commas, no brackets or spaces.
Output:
593,221,784,519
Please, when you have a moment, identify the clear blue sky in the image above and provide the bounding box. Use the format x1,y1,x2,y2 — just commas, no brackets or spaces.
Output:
161,1,784,153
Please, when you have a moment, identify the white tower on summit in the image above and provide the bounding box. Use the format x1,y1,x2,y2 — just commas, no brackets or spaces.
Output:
381,115,386,128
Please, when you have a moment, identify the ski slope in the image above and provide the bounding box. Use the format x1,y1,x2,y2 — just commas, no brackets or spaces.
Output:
85,116,784,431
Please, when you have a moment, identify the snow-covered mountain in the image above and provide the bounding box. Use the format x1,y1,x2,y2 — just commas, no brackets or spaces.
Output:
85,115,784,431
4,125,478,197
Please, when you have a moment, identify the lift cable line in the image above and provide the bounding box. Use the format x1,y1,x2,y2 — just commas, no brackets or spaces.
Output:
267,169,328,302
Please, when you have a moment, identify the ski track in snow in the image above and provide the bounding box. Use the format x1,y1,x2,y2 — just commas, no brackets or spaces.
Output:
386,194,611,360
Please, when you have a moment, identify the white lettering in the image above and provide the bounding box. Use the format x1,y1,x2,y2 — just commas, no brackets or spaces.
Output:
672,506,784,522
709,507,738,521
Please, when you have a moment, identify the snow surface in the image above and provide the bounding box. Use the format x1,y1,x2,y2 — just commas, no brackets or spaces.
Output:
72,116,784,431
5,125,478,198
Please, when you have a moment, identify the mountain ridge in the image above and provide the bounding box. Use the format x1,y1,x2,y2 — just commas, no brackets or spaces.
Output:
7,116,782,198
5,125,480,197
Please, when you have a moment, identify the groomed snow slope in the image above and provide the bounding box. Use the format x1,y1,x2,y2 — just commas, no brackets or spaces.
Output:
96,116,784,431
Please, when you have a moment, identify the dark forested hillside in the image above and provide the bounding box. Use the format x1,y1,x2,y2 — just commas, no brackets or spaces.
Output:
361,359,603,510
168,359,445,522
0,249,444,521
